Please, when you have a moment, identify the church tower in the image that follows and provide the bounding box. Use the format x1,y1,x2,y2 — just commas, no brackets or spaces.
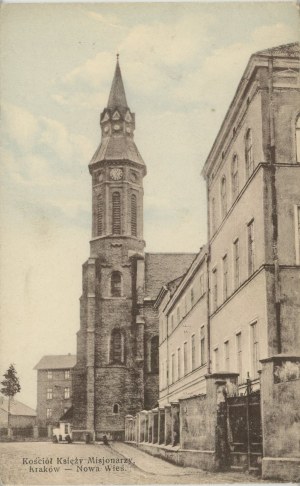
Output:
73,57,147,439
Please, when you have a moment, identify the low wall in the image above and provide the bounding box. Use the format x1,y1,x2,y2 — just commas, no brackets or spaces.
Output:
128,441,216,471
125,372,239,472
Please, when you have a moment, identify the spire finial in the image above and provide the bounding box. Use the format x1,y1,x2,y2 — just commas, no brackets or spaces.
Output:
116,53,119,62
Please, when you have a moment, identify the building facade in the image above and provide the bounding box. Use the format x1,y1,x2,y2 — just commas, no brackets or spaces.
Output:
72,58,195,439
202,42,300,388
34,354,76,426
125,43,300,481
156,247,208,405
0,397,37,428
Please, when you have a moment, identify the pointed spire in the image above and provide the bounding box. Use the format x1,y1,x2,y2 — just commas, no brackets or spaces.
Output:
107,54,128,111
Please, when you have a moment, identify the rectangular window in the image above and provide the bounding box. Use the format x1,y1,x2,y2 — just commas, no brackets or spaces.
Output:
171,354,175,384
200,326,206,366
64,370,70,380
248,220,255,276
191,334,196,370
191,288,194,307
233,239,240,289
224,340,230,371
46,388,53,400
183,342,188,375
46,408,52,419
212,268,218,311
177,306,181,325
213,347,219,372
47,370,52,380
223,254,228,300
211,198,216,234
199,273,205,297
295,206,300,265
251,322,260,377
64,387,70,399
177,347,181,380
171,315,174,333
184,296,187,316
236,332,242,384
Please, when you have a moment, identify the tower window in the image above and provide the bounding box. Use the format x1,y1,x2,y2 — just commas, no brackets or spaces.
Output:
113,403,120,414
245,128,254,178
131,194,137,236
110,328,124,364
96,194,103,236
111,271,122,297
112,192,121,234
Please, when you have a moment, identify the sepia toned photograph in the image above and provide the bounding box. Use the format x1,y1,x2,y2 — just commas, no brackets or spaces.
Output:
0,2,299,484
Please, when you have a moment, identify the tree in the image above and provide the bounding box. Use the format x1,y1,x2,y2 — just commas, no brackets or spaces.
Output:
1,364,21,433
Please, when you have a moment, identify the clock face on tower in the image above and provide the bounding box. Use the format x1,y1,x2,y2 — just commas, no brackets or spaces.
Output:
110,168,123,181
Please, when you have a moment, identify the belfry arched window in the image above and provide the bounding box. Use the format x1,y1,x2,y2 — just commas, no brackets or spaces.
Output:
221,176,227,219
245,129,254,178
296,115,300,163
96,194,103,236
131,194,137,237
112,403,120,414
231,154,239,200
110,328,124,364
111,271,122,297
112,192,121,234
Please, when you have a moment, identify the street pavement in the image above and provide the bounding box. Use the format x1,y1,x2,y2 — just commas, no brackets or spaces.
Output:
0,441,266,484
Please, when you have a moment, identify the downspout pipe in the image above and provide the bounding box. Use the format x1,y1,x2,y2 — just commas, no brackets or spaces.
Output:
268,57,281,354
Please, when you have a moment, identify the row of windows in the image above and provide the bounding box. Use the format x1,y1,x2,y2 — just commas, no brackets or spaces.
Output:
212,117,300,236
212,321,260,381
160,273,205,342
211,128,255,234
96,192,138,237
161,326,206,388
46,387,70,400
211,219,255,312
45,404,121,419
47,370,70,380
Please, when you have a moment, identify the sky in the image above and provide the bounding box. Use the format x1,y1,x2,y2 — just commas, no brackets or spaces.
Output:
0,2,298,409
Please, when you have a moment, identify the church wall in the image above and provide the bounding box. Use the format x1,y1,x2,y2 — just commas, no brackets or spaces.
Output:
144,302,159,409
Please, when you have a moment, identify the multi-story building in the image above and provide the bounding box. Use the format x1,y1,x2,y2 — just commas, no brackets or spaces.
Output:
34,354,76,426
125,42,300,480
156,246,208,405
202,42,300,390
72,57,195,440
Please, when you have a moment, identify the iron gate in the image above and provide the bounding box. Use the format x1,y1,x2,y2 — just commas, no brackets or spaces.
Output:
226,383,262,472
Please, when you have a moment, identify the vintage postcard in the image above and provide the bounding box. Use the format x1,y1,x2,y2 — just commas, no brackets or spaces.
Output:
0,1,299,484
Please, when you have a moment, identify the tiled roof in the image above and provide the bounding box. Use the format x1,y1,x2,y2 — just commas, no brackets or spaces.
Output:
0,397,36,416
90,136,145,167
144,253,197,300
34,354,76,370
254,42,300,58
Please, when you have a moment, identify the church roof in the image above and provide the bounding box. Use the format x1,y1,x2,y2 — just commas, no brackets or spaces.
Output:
253,42,300,59
90,136,145,167
34,354,76,370
144,253,197,301
0,397,36,417
107,57,128,111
